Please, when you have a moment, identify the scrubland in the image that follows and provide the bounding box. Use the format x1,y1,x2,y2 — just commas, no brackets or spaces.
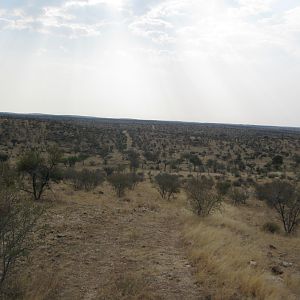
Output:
0,114,299,299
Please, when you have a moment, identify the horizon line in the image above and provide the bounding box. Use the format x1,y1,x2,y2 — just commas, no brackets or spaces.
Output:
0,111,299,130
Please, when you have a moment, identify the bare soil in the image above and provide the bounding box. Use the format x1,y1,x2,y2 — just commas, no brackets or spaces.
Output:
23,182,203,300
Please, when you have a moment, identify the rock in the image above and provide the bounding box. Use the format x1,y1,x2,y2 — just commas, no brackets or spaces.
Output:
281,261,293,268
271,266,283,275
249,260,257,267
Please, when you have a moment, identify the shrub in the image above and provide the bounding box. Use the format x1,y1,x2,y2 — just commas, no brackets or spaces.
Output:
17,146,63,200
216,180,231,196
103,167,114,177
154,173,180,200
127,172,144,190
262,222,280,234
107,173,132,197
0,153,8,162
229,187,249,205
0,162,16,189
256,180,300,234
126,150,140,172
186,176,222,217
65,168,105,191
0,190,43,291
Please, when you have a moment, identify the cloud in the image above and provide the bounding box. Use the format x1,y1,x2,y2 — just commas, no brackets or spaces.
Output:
0,1,117,38
127,0,300,62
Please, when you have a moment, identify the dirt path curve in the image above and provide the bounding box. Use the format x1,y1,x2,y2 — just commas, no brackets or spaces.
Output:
30,183,203,299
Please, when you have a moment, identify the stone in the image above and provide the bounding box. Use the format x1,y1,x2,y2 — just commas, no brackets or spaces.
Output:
281,261,293,268
249,260,257,267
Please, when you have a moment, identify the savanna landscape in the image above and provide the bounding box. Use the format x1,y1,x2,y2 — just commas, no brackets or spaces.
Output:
0,112,299,300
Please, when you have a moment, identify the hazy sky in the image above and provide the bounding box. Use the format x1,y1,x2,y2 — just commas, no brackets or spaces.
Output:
0,0,300,126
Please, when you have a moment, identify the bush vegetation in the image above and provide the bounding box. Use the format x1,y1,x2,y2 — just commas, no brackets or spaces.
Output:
185,176,222,216
154,173,180,200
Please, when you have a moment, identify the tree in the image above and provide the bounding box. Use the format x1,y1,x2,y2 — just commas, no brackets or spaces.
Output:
0,190,42,290
256,180,300,234
17,146,63,200
155,173,180,200
186,176,222,217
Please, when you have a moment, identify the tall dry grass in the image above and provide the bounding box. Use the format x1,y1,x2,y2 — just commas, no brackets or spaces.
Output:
182,202,300,299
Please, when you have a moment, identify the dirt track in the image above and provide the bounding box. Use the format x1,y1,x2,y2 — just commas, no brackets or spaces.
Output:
26,182,203,300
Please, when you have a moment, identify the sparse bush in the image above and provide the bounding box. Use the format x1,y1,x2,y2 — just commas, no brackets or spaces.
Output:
0,162,16,189
229,187,249,205
155,173,180,200
127,172,144,190
103,167,114,177
107,173,132,197
186,176,222,216
65,168,105,191
216,180,231,196
62,156,78,167
126,150,140,172
256,180,300,234
262,222,280,234
0,153,8,162
17,146,63,200
0,190,43,291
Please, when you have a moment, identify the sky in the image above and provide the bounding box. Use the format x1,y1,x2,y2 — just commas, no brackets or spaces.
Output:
0,0,299,127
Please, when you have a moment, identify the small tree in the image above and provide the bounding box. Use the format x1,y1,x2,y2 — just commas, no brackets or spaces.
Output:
155,173,180,200
17,146,63,200
0,190,42,290
107,173,131,197
186,176,222,216
256,180,300,234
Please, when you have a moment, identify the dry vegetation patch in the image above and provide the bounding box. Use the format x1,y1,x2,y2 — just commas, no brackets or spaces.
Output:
183,201,300,299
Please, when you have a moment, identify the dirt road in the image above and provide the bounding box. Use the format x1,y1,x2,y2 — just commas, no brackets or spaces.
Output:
25,182,203,300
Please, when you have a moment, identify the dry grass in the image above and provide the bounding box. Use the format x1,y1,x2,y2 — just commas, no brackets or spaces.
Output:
182,200,300,299
97,271,159,300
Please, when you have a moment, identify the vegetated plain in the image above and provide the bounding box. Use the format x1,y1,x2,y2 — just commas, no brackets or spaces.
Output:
0,112,299,300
